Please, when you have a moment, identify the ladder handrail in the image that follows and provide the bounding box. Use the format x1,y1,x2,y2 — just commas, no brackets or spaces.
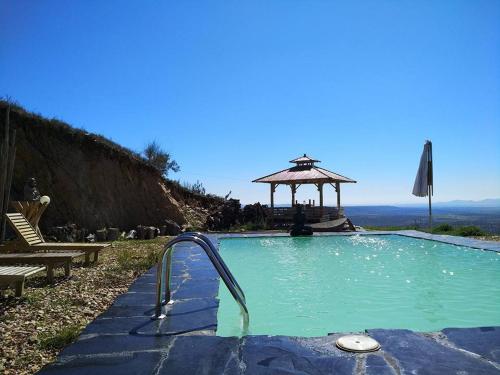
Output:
177,233,245,305
154,234,249,332
181,232,246,301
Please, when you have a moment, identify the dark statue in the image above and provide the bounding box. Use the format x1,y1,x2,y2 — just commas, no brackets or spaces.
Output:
23,177,41,201
289,204,313,236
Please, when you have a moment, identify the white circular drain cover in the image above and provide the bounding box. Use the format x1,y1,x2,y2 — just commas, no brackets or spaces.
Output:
336,335,380,353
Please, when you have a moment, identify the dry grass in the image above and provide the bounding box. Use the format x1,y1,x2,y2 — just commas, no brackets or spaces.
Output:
0,237,168,375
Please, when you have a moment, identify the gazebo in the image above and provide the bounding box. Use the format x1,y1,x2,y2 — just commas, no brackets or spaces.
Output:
253,154,356,224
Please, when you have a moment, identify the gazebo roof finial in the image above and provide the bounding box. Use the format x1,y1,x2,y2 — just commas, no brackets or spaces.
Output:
289,154,320,164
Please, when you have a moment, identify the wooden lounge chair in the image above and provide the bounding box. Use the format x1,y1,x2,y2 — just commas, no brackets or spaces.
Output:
5,212,111,266
0,253,83,283
0,266,46,296
11,199,50,239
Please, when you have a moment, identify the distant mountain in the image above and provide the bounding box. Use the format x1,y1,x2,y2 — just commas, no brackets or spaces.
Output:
343,205,500,234
397,198,500,208
432,198,500,207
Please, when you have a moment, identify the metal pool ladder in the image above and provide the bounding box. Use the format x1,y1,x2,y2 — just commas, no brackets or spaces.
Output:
154,232,249,331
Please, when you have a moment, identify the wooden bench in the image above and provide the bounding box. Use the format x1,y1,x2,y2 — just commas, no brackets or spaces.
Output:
0,252,85,283
0,266,46,296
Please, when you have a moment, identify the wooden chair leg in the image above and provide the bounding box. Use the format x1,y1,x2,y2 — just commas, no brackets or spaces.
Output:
93,250,99,263
47,264,54,283
64,262,71,278
84,253,90,266
15,280,24,297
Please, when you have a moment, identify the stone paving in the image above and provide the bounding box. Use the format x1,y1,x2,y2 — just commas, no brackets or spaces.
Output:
38,233,500,374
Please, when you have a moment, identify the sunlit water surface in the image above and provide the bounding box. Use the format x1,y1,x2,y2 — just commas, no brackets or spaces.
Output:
216,235,500,337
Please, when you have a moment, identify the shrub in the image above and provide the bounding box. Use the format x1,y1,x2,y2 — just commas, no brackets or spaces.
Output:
456,226,485,237
241,222,267,231
433,223,454,233
182,180,206,195
183,226,201,232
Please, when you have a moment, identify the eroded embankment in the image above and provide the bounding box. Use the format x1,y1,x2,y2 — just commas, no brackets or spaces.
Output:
0,102,222,232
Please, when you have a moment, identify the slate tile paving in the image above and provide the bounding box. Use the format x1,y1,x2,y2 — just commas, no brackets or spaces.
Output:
241,335,356,375
36,351,166,375
367,329,500,374
38,233,500,374
442,327,500,363
56,334,175,357
364,354,395,375
157,336,240,374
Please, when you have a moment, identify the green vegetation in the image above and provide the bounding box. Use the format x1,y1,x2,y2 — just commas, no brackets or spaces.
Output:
454,226,485,237
38,325,82,350
143,141,180,177
365,225,421,231
365,223,487,237
181,180,206,195
115,246,159,272
432,223,454,232
234,222,268,231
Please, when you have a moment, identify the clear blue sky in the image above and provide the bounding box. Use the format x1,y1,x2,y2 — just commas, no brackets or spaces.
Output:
1,1,499,205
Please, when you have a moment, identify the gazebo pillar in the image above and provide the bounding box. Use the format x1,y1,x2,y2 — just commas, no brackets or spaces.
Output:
318,183,324,215
290,184,297,207
336,182,341,218
270,183,276,210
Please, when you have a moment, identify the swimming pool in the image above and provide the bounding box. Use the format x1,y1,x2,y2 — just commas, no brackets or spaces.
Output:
216,235,500,337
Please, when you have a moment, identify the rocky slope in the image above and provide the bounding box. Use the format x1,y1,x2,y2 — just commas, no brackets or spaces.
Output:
0,101,223,232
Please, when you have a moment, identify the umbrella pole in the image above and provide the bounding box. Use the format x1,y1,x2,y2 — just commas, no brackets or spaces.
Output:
428,185,432,232
427,141,433,232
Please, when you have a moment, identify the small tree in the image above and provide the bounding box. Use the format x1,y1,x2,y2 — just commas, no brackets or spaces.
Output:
143,141,180,176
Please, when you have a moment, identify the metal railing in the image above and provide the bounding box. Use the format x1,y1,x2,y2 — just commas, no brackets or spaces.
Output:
153,233,249,332
183,232,245,300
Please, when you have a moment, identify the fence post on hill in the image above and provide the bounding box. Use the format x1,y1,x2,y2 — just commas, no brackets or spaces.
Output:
0,105,16,243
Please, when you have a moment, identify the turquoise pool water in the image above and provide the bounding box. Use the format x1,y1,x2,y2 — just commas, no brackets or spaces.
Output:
216,235,500,337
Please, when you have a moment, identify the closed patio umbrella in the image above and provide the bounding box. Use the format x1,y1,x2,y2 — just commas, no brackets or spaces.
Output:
412,140,433,229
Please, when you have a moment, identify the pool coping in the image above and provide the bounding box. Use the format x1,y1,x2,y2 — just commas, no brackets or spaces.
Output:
37,231,500,374
218,230,500,253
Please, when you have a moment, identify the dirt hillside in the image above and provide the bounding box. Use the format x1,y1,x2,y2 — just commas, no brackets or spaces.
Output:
0,102,223,232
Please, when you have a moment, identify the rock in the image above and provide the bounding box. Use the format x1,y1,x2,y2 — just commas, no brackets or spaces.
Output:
95,229,107,242
163,220,181,235
136,225,146,240
47,224,87,243
107,228,120,241
145,227,156,240
126,230,136,240
205,199,242,231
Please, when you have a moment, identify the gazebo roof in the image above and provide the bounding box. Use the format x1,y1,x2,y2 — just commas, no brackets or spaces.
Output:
253,154,356,184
